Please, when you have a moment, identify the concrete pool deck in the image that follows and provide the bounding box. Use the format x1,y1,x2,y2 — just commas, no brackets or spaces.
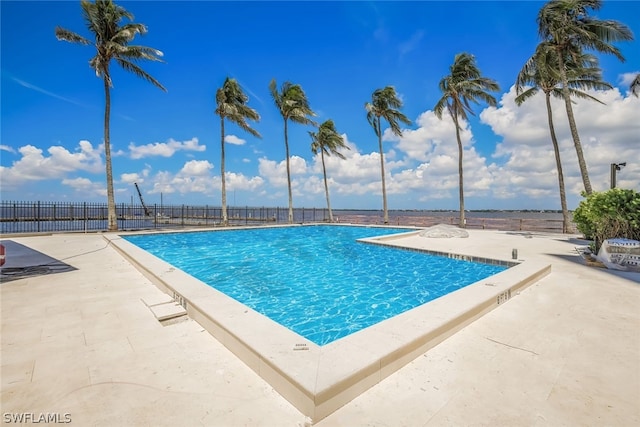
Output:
1,228,639,425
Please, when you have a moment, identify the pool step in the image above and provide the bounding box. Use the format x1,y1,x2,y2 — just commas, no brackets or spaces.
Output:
141,295,188,324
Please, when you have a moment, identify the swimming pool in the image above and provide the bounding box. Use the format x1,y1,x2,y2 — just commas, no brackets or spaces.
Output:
111,225,550,421
123,225,506,345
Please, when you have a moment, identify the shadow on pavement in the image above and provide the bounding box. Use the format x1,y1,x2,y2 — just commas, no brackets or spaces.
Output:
0,240,77,283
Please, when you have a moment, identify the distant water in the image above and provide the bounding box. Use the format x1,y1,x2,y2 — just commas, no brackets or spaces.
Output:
333,210,567,220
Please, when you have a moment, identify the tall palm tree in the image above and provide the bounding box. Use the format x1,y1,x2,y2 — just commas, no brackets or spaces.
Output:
434,53,499,228
516,43,612,233
365,86,411,224
537,0,633,195
269,79,316,223
55,0,165,231
310,120,350,222
215,77,261,226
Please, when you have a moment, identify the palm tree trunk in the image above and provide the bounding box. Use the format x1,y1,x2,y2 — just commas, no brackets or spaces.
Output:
103,70,117,231
220,117,228,226
284,118,293,224
321,151,333,222
545,93,570,233
453,115,465,228
377,117,389,224
557,47,592,195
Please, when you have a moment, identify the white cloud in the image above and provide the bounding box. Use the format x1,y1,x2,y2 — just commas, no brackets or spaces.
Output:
225,135,246,145
258,158,288,187
0,140,103,190
120,166,151,185
140,159,265,202
258,156,309,189
2,86,637,211
321,139,387,184
388,111,473,162
289,86,638,210
61,177,105,197
180,160,213,176
128,137,205,159
480,86,640,206
618,71,640,88
224,172,264,191
149,171,177,196
120,173,141,184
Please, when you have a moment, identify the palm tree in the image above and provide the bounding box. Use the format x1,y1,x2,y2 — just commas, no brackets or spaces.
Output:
516,43,612,233
269,79,316,223
310,120,350,222
55,0,165,231
537,0,634,195
365,86,411,224
215,78,261,226
631,73,640,97
434,53,499,228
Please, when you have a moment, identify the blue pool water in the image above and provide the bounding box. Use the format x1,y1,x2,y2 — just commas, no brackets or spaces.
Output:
123,225,507,345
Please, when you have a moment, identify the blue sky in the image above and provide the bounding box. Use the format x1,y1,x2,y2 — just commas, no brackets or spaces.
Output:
1,0,639,211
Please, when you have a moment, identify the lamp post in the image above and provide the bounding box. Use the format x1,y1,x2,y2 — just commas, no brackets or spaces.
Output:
610,162,626,189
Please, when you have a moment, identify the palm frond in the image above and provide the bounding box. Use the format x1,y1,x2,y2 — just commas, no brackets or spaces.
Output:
115,23,147,43
580,19,634,61
269,79,283,111
310,119,348,159
514,87,540,106
114,45,164,63
516,36,612,108
435,52,499,123
58,0,165,93
433,96,448,120
216,77,261,138
538,0,632,63
55,27,91,45
366,86,411,138
631,73,640,97
271,80,316,126
365,104,381,137
115,58,166,91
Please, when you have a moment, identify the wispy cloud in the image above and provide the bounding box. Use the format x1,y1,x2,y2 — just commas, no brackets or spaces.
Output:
1,145,17,154
399,30,424,56
116,113,135,122
618,71,639,87
237,79,264,105
373,26,389,43
12,77,87,107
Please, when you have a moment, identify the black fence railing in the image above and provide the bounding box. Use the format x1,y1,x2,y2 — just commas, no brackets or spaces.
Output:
0,201,573,235
0,201,330,234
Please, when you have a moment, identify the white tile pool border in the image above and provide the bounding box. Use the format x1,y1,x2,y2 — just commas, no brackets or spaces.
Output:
106,225,550,423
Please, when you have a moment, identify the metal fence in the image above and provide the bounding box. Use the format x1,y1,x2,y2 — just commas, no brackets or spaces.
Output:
0,200,573,235
0,201,330,234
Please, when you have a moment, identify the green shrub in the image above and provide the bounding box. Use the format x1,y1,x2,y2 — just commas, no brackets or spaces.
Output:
573,188,640,251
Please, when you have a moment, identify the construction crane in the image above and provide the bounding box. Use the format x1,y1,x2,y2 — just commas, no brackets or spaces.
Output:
134,182,151,216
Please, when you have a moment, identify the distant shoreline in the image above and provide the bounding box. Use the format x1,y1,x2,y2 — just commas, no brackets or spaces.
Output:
333,209,567,213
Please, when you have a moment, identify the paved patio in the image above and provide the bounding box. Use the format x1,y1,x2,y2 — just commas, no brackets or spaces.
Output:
1,229,638,426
